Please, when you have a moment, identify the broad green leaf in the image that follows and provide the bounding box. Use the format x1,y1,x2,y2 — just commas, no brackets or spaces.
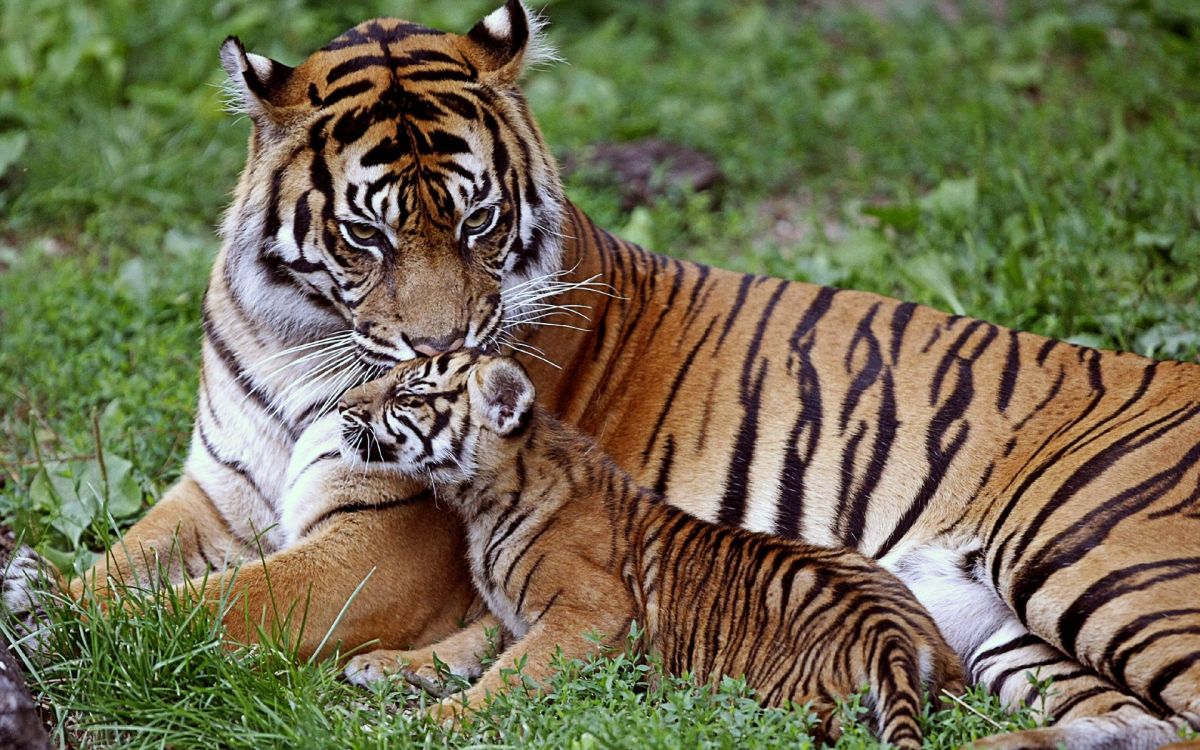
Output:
50,468,98,548
988,62,1043,88
862,203,920,233
904,255,966,316
919,177,978,219
101,454,143,519
620,207,655,249
1134,231,1174,251
1066,333,1107,350
0,131,29,177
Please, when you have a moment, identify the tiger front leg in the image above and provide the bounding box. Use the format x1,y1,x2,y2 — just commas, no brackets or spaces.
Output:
72,475,252,598
188,499,476,661
3,475,246,652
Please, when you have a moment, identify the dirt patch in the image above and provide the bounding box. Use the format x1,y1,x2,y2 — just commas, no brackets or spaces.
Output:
563,137,723,210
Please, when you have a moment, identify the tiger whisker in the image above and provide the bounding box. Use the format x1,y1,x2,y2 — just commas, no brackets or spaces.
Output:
368,422,384,469
506,281,623,307
498,334,561,370
503,273,611,302
502,262,583,294
258,339,357,383
503,319,591,333
509,301,593,318
255,331,355,367
314,360,365,420
503,308,590,324
503,305,593,324
275,350,360,416
237,340,356,417
511,271,616,293
274,350,356,409
497,330,550,356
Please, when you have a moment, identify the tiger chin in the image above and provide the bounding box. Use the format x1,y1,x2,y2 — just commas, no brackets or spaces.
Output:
329,351,963,748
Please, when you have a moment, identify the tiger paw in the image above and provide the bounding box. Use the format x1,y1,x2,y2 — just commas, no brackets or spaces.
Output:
344,649,408,687
345,645,479,698
2,545,57,654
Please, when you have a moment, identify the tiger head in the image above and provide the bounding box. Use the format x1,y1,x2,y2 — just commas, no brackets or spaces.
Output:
219,1,563,363
338,350,534,483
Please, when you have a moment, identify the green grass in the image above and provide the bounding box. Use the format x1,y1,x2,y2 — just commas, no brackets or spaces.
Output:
13,575,1043,749
2,0,1199,746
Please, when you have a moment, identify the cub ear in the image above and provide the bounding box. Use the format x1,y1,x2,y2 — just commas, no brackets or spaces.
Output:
465,0,557,85
468,357,535,436
219,36,295,128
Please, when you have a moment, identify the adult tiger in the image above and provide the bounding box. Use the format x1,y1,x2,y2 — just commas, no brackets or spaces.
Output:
22,2,1198,747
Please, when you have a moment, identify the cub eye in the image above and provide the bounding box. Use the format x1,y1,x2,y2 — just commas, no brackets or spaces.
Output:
461,206,496,236
341,221,382,247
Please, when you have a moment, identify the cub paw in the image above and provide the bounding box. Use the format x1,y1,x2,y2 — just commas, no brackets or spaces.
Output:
423,693,471,728
2,545,58,653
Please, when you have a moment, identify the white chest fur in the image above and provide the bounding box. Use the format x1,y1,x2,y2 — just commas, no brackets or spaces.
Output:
278,413,346,546
465,517,533,641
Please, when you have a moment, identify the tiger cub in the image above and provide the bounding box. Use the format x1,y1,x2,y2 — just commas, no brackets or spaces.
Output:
338,351,963,747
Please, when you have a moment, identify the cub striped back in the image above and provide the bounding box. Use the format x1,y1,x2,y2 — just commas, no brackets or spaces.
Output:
339,351,963,746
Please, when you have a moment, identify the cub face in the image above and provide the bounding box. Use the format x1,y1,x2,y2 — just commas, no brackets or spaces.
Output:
338,351,534,483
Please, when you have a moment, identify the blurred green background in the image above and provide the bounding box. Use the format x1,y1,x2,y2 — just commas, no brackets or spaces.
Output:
1,0,1199,572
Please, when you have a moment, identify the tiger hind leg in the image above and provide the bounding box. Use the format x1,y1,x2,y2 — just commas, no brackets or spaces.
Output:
893,543,1184,749
967,620,1187,749
1015,533,1200,725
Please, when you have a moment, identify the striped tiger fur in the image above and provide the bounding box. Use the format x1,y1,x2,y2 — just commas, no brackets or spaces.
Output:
6,3,1195,746
334,351,964,746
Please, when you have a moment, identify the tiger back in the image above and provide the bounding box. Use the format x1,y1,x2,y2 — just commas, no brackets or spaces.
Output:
335,351,963,747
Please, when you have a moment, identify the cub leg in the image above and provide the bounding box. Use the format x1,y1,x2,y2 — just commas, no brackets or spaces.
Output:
344,612,503,688
427,606,630,722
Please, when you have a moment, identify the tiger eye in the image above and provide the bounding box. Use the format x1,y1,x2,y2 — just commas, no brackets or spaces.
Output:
462,207,493,233
346,222,379,242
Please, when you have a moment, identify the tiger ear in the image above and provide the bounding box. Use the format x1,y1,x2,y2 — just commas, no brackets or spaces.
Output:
468,357,535,437
465,0,557,85
219,36,294,128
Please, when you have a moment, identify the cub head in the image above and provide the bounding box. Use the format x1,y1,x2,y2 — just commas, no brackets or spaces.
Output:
338,350,534,483
220,1,564,360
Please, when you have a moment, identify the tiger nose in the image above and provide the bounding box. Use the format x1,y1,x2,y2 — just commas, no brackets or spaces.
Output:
411,334,465,357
